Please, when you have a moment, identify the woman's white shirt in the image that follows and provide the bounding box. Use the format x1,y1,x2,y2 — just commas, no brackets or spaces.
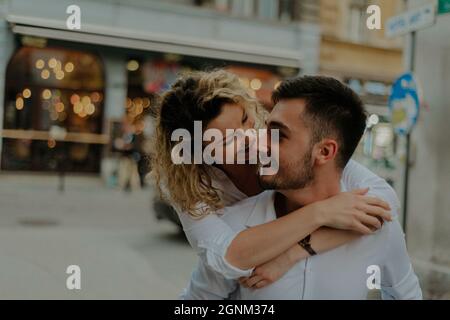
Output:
176,166,250,280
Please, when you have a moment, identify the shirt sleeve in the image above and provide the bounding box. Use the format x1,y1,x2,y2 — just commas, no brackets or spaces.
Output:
342,160,401,219
180,259,239,300
380,219,423,300
177,208,254,280
344,160,422,299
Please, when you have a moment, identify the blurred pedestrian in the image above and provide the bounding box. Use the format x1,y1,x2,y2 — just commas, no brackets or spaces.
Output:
115,118,141,192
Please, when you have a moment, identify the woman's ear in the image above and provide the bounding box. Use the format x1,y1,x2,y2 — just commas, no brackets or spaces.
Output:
315,139,338,165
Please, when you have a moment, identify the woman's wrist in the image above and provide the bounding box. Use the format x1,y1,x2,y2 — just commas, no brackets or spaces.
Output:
306,201,327,228
287,243,310,264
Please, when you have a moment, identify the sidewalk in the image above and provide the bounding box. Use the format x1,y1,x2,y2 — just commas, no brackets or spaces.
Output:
0,173,197,299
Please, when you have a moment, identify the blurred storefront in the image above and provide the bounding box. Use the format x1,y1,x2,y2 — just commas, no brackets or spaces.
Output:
2,45,105,172
346,78,398,187
0,0,317,177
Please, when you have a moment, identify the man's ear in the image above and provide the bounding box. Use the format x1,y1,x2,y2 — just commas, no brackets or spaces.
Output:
314,139,338,165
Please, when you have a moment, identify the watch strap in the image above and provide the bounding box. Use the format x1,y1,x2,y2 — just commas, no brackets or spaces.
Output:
298,234,317,256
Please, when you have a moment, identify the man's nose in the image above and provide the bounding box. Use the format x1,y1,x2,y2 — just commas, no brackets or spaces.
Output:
258,129,271,154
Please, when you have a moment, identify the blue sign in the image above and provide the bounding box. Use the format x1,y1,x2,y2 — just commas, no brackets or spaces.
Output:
388,73,420,135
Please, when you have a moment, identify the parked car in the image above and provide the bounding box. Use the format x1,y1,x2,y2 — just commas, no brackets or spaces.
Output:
147,166,182,229
153,196,182,228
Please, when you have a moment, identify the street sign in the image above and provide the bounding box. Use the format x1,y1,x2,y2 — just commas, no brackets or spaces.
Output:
439,0,450,14
386,3,437,38
388,73,420,135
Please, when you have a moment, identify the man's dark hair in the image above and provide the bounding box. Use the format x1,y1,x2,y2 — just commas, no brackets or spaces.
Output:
272,76,367,168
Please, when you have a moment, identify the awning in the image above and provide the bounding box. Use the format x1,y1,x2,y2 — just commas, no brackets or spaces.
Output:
7,14,302,68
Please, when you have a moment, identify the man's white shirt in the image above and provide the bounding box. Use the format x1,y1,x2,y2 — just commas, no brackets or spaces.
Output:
181,176,422,300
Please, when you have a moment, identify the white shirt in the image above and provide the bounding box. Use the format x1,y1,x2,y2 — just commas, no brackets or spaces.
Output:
180,164,423,300
182,191,422,300
177,160,401,280
176,165,249,280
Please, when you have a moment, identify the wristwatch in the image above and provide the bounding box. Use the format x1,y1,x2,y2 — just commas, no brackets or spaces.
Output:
298,235,317,256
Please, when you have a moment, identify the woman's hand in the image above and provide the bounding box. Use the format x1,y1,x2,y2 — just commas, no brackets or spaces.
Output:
314,188,392,235
239,249,295,290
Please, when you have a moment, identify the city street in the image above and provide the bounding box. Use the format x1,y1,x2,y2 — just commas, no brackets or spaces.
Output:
0,173,197,299
0,0,449,303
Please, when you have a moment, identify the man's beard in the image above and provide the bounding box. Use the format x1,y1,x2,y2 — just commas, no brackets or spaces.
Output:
258,144,315,191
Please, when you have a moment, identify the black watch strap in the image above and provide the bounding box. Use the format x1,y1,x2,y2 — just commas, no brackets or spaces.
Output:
298,235,317,256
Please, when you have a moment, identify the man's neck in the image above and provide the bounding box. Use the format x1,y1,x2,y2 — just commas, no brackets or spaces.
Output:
219,164,263,197
279,166,342,215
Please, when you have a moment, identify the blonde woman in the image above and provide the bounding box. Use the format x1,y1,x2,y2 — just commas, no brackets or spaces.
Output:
151,70,393,290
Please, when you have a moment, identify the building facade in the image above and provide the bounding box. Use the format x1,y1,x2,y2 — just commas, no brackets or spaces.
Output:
320,0,404,80
0,0,321,177
0,0,408,206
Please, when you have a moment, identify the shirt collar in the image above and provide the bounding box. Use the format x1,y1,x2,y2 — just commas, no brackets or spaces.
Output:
244,191,277,228
244,178,346,228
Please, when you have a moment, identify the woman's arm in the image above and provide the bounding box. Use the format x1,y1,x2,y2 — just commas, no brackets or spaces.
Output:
241,161,399,289
178,188,390,280
225,188,391,271
240,228,360,289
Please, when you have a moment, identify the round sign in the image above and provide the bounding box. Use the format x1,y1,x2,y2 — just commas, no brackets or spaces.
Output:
388,73,420,135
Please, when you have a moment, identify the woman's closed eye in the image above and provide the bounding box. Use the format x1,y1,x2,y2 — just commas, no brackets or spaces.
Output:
242,112,248,124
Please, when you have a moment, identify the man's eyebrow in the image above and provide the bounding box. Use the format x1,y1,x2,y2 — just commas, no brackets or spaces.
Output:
268,120,290,133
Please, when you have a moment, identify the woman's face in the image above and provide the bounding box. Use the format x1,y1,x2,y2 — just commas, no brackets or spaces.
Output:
204,103,257,165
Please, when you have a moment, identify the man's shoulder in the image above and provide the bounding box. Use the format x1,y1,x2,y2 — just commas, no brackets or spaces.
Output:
343,160,401,219
345,217,403,259
221,191,275,225
224,191,274,211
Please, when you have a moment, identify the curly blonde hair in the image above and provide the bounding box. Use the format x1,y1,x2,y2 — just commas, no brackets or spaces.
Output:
151,69,266,218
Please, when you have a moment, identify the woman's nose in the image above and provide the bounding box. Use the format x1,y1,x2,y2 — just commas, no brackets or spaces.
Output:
248,118,255,129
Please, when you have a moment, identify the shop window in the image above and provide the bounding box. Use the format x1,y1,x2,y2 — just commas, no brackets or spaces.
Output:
2,46,105,172
347,0,369,43
122,57,184,182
